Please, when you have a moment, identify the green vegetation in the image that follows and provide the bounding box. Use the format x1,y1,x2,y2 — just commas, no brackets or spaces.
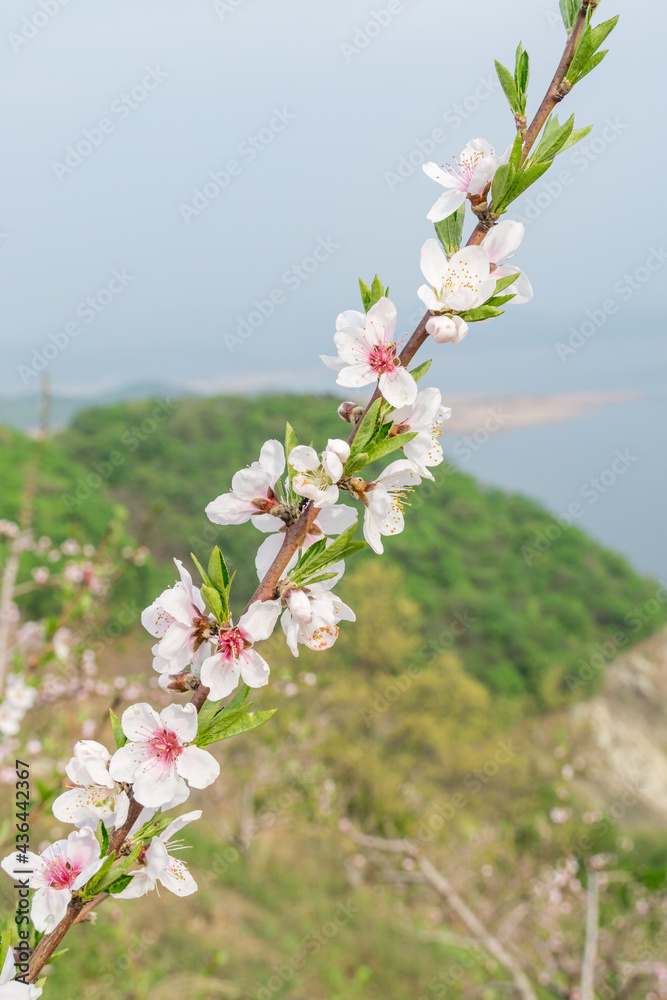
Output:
2,394,663,707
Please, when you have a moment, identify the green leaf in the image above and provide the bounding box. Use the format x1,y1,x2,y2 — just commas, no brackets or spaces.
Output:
119,842,142,872
82,852,116,896
208,547,230,592
365,432,417,465
514,43,529,106
493,272,520,296
509,132,523,171
107,874,133,894
370,275,385,307
502,160,552,206
290,523,367,585
572,51,608,84
458,304,505,322
567,16,618,84
196,709,277,747
558,123,593,153
358,278,372,312
190,552,211,588
534,113,575,162
110,709,127,750
202,584,225,624
95,820,110,856
349,398,382,458
491,163,517,209
297,572,339,586
433,203,466,256
495,59,519,113
559,0,581,33
343,452,370,476
485,293,516,308
196,697,221,737
409,359,432,384
285,422,299,463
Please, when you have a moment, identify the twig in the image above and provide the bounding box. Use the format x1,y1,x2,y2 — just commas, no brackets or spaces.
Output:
349,828,538,1000
580,871,599,1000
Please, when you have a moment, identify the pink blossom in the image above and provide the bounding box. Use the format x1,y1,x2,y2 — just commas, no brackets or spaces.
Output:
321,298,417,408
109,703,220,808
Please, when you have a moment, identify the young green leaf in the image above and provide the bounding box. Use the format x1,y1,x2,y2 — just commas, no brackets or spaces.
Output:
495,60,520,114
349,397,382,458
107,874,134,895
343,452,370,476
509,132,523,171
433,203,466,256
202,584,225,624
370,274,385,307
559,0,581,33
95,820,110,856
501,160,552,207
358,278,372,312
491,163,517,209
364,431,417,465
409,359,432,384
208,547,230,592
514,43,529,107
82,853,116,897
458,304,506,322
110,709,127,750
196,709,277,747
190,553,211,588
493,272,520,296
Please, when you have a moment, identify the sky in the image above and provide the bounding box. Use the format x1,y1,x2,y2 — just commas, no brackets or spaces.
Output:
1,0,666,583
1,0,665,400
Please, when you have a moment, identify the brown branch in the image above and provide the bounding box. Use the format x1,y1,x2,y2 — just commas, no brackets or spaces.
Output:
580,871,599,1000
519,3,592,166
349,828,538,1000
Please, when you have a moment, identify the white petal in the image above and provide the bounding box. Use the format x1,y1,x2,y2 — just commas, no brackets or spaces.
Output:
320,352,347,372
108,743,141,783
161,809,202,843
258,439,285,484
31,887,69,934
159,703,198,744
379,367,418,408
336,363,376,389
255,533,284,579
238,599,281,641
132,762,183,809
288,445,318,474
314,504,357,535
176,745,220,789
420,238,450,288
120,703,161,742
205,493,255,525
426,189,466,223
240,648,271,688
482,219,525,262
286,589,312,623
200,655,240,700
422,161,460,189
335,308,366,331
114,871,155,899
366,296,397,339
159,857,198,897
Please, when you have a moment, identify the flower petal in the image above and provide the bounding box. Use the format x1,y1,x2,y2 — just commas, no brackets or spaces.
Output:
120,703,161,742
176,745,220,789
240,648,271,688
426,189,466,223
160,703,198,744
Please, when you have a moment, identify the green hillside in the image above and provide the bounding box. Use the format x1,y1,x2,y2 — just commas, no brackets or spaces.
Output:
1,394,663,708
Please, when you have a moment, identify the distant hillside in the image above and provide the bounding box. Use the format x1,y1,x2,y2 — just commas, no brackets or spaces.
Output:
1,394,665,708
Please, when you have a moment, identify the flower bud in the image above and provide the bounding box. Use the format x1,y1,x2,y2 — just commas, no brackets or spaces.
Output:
337,401,364,424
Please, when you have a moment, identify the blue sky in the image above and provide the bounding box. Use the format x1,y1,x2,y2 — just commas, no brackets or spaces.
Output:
1,0,664,400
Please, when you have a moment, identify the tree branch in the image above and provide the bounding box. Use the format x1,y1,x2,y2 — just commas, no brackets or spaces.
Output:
580,871,599,1000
